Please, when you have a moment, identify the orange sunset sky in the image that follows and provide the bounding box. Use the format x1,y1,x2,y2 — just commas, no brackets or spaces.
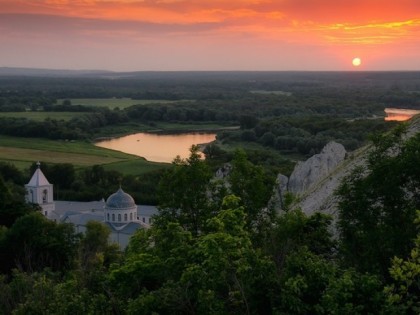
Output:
0,0,419,71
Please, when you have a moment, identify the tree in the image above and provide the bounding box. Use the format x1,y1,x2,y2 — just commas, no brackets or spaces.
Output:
320,268,385,315
266,209,335,273
239,115,259,129
228,149,275,228
78,221,120,290
123,195,275,315
0,269,114,315
276,247,335,314
1,213,80,272
0,175,35,228
337,126,420,277
383,211,420,315
157,145,216,236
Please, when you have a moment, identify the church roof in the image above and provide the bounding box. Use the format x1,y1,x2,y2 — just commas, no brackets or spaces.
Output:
105,188,136,210
27,164,51,187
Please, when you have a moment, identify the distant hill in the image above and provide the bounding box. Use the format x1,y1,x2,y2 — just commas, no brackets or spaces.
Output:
0,67,113,77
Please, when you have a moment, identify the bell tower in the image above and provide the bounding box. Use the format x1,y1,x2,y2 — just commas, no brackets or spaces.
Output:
25,162,55,217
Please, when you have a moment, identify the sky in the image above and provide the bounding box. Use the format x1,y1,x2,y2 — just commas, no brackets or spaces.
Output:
0,0,419,71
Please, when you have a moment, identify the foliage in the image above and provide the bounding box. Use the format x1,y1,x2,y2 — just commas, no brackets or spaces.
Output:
0,71,420,313
0,270,114,315
0,175,35,228
383,211,420,315
276,247,335,314
157,145,217,235
266,209,335,273
229,149,276,226
337,126,420,277
118,195,275,315
0,213,81,273
320,268,385,315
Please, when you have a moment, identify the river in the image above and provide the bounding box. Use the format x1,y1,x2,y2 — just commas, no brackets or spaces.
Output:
95,132,217,163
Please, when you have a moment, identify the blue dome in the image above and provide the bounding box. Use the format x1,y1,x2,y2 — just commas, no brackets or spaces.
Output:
106,188,136,209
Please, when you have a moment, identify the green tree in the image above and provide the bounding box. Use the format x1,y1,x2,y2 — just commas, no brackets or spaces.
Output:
320,269,385,315
384,211,420,315
124,195,275,315
0,270,114,315
78,221,120,290
0,175,35,228
337,126,420,277
228,149,275,228
1,213,80,272
277,247,335,315
266,209,335,273
157,145,216,236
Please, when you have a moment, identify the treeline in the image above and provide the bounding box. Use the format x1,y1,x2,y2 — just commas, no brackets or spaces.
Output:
0,129,419,314
0,107,130,140
221,116,397,155
0,161,162,206
0,72,418,156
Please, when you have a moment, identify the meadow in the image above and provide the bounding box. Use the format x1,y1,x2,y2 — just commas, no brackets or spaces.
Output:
0,135,168,174
57,98,180,109
0,111,86,121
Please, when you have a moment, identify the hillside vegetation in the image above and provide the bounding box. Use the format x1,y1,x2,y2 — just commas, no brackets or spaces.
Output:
0,123,419,314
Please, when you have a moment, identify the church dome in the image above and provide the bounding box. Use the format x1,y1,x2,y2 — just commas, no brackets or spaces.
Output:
105,188,136,210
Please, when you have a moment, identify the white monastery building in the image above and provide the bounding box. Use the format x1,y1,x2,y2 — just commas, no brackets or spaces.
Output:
25,162,156,248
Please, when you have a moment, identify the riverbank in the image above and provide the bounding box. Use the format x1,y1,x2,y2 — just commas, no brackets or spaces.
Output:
92,122,238,141
94,132,217,163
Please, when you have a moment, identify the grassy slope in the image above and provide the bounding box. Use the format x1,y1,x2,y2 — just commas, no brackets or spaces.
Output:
57,98,180,109
0,135,168,174
0,112,86,121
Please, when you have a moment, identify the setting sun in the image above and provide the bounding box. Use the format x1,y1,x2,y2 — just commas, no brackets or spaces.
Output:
352,58,362,67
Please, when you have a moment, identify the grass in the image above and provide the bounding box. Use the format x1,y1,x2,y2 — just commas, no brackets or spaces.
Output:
0,112,86,121
250,90,292,96
58,98,180,109
0,135,169,175
103,160,171,174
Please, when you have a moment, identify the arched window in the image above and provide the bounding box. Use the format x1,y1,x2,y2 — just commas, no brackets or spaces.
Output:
118,214,121,222
42,189,48,203
107,213,110,221
124,213,127,221
112,214,115,221
30,190,34,203
130,213,133,221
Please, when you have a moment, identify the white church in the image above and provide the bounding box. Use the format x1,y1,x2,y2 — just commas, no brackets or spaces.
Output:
25,162,157,248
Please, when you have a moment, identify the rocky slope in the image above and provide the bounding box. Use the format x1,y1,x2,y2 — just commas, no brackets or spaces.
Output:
273,116,420,218
271,138,369,217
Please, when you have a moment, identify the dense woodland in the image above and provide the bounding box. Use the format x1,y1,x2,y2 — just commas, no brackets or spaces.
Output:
0,128,419,314
0,71,419,314
1,71,418,153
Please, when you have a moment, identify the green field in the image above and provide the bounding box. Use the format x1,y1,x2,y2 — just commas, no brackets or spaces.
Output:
58,98,179,109
0,135,169,175
0,111,86,121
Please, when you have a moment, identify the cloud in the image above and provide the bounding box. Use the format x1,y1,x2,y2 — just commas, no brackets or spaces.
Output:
0,0,419,70
319,19,420,45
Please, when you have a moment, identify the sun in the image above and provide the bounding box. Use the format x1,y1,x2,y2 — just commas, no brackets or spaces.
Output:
352,57,362,67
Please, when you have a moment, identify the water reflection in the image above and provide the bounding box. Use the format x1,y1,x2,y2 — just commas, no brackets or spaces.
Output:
95,132,216,163
384,108,420,121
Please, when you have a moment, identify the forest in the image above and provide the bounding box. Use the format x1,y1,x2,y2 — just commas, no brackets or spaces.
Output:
0,71,419,314
0,129,419,314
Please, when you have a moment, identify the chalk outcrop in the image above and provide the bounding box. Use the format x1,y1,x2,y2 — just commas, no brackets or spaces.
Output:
273,116,420,219
288,142,346,194
274,141,351,216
